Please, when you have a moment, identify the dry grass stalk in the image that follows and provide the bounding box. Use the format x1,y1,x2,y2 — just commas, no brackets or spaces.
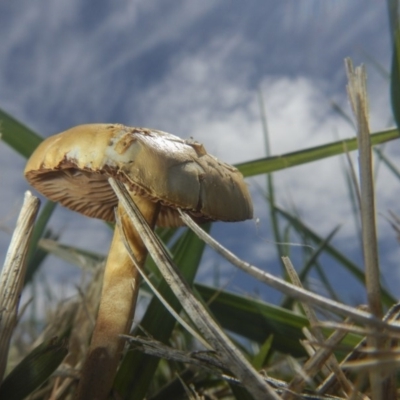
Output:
179,211,394,332
345,58,390,400
0,191,40,381
281,257,359,399
180,194,400,399
21,261,104,399
110,177,280,400
345,60,382,320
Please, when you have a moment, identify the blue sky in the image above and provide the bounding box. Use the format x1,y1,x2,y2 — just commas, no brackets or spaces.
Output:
1,1,399,308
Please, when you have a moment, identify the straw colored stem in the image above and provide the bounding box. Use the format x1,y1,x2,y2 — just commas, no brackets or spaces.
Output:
345,58,389,400
75,194,159,400
0,191,39,381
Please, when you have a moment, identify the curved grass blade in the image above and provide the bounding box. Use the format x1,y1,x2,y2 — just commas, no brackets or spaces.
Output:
0,337,67,400
236,128,398,177
0,108,43,159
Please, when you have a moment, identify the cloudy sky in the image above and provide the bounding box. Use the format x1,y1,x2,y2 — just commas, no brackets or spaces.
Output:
0,1,399,308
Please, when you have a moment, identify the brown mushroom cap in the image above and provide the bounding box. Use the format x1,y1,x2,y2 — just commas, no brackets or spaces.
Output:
24,124,253,226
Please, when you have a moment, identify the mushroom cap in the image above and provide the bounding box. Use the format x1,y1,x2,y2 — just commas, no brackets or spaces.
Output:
24,124,253,226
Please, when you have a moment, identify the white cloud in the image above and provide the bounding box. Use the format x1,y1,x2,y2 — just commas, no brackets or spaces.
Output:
130,48,352,234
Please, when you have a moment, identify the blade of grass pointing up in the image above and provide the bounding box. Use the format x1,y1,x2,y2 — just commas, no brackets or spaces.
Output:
0,108,43,158
24,201,57,285
346,59,387,400
345,60,382,318
258,89,285,275
281,225,342,309
0,192,40,382
274,204,396,306
0,337,68,400
0,108,57,285
388,0,400,131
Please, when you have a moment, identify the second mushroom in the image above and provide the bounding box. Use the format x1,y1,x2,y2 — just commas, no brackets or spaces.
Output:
24,123,253,399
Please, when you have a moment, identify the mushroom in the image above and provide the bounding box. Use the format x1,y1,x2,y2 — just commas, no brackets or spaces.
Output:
24,123,253,399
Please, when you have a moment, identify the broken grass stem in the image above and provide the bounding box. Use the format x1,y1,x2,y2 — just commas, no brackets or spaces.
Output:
178,210,396,333
0,191,40,381
109,178,280,400
345,58,385,400
115,212,211,350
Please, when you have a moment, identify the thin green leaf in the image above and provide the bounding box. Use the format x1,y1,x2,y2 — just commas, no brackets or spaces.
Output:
330,101,355,129
0,337,67,400
196,284,360,359
196,284,306,356
231,384,257,400
236,128,398,177
252,335,273,370
388,0,400,130
0,108,43,159
275,205,396,306
374,146,400,179
149,369,215,400
0,110,57,286
24,201,58,285
313,261,340,302
281,225,341,309
342,153,363,250
258,90,285,274
38,238,106,269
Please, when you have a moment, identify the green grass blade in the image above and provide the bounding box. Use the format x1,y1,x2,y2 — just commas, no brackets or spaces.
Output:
0,109,54,285
37,238,106,269
196,285,360,354
236,128,398,177
275,205,396,306
24,201,58,285
149,369,218,400
0,337,67,400
114,225,209,400
252,335,273,370
313,260,340,302
388,0,400,130
281,225,341,309
374,146,400,179
258,91,285,274
196,284,307,356
230,385,256,400
0,108,43,158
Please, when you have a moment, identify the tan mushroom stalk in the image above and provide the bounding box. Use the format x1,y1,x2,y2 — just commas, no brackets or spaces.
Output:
78,196,160,399
25,124,253,400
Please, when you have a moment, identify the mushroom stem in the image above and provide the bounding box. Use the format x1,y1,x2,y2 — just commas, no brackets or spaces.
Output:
76,194,160,400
